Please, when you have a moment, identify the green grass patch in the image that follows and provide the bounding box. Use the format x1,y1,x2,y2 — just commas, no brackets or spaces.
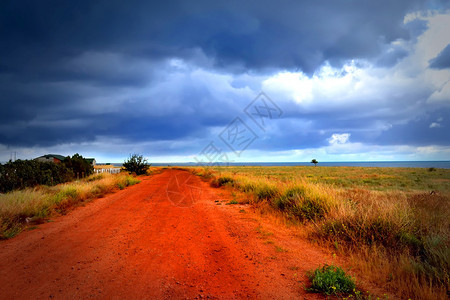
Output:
307,265,356,296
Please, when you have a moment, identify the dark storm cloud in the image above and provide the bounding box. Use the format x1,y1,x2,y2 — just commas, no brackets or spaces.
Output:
375,45,409,67
0,0,449,154
429,44,450,69
372,110,450,146
0,0,441,78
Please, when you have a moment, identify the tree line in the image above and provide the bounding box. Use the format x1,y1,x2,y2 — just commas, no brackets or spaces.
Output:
0,153,93,193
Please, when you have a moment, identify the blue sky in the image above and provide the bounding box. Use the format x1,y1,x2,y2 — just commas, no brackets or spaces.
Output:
0,1,449,163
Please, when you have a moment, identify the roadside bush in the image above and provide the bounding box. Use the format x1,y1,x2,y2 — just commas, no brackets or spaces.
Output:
307,265,356,296
123,154,149,175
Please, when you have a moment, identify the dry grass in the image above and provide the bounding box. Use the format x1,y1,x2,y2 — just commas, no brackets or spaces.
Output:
208,165,450,192
94,164,119,169
189,166,449,299
0,173,140,239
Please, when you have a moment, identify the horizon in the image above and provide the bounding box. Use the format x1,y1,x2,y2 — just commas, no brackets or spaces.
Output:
2,157,450,166
1,1,449,163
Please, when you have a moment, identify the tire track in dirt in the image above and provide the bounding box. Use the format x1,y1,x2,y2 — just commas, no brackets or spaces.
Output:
0,169,334,299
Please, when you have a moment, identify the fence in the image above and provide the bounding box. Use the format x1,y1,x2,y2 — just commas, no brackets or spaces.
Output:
94,168,122,174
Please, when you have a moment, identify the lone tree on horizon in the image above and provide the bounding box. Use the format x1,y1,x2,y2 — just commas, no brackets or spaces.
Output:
311,159,318,167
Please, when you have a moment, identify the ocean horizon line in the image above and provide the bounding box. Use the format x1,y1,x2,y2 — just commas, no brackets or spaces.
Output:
100,160,450,169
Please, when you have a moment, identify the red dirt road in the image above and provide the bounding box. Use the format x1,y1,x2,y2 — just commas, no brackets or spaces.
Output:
0,169,336,299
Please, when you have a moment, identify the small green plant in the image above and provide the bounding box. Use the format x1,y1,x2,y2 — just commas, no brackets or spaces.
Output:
307,265,356,296
275,245,287,252
125,175,140,186
226,200,239,205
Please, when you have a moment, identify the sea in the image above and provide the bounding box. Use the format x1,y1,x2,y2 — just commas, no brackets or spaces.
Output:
146,161,450,169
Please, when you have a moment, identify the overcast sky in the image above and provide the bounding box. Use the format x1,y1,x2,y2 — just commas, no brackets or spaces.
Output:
1,0,449,163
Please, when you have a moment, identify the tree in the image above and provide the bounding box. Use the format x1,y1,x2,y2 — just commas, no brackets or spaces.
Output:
311,159,318,167
0,159,73,193
123,154,149,175
63,153,93,178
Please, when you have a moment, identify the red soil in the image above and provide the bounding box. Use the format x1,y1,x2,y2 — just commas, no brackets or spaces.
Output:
0,169,338,299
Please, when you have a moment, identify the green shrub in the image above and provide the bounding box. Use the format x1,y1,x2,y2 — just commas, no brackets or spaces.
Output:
307,265,356,296
123,154,150,175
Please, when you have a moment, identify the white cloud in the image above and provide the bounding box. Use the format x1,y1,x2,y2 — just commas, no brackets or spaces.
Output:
429,117,444,128
328,133,351,145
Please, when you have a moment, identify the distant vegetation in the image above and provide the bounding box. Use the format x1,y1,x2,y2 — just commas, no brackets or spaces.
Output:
191,166,450,299
0,173,139,239
0,159,72,193
0,153,94,193
123,154,149,175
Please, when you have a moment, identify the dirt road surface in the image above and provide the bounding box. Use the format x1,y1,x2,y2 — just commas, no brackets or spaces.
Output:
0,169,336,299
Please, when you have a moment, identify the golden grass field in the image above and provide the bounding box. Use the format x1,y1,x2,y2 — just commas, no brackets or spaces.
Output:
190,166,450,299
1,165,448,299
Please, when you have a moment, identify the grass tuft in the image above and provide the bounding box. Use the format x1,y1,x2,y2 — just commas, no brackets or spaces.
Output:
211,175,235,188
307,264,356,296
